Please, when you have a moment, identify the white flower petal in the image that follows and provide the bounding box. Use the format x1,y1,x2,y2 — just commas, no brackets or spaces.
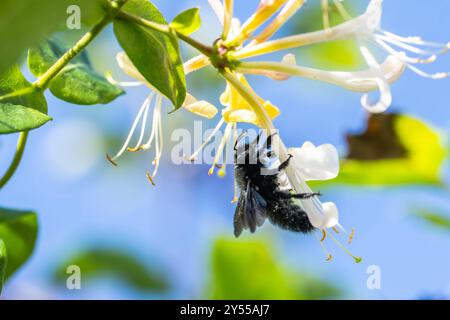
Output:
320,202,339,229
288,141,339,181
208,0,224,25
359,44,392,113
116,52,147,84
364,0,383,32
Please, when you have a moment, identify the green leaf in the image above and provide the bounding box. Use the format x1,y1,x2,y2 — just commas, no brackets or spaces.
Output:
413,209,450,231
0,103,52,134
209,237,340,299
28,39,124,105
0,65,47,114
170,8,201,36
0,208,38,280
0,240,6,295
52,248,169,292
114,0,186,108
0,0,108,73
0,66,50,134
312,114,447,188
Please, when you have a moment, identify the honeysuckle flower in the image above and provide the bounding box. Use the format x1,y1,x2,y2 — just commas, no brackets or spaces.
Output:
107,52,218,183
233,0,449,113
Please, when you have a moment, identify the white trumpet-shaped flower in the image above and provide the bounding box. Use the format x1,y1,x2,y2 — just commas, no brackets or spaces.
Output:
107,53,219,183
351,0,449,112
232,0,449,113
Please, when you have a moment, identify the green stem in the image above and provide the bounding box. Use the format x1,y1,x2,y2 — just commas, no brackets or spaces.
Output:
117,11,214,57
0,132,28,190
33,0,128,90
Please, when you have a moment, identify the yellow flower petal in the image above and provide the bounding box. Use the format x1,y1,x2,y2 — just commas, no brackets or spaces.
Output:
183,94,218,119
220,74,280,126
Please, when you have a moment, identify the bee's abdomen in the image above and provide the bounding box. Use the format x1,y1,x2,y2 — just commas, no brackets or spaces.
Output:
267,199,314,234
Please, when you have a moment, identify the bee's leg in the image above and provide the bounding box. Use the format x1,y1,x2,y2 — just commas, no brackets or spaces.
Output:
278,154,293,171
291,192,322,199
234,130,248,151
273,191,321,199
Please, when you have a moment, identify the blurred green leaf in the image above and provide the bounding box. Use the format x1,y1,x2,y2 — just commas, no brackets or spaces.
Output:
114,0,186,109
414,209,450,230
53,248,169,292
0,66,50,134
0,240,6,295
313,114,447,187
291,2,363,69
28,39,124,105
170,8,201,36
0,0,108,73
209,238,340,299
0,208,38,280
0,104,52,134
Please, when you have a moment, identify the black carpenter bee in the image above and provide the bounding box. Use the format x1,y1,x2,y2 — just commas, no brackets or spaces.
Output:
233,132,319,237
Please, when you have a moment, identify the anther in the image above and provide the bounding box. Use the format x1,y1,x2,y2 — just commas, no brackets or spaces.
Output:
106,154,118,167
348,228,355,244
146,172,156,186
320,229,327,242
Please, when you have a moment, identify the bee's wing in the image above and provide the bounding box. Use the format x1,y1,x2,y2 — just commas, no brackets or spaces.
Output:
233,182,267,237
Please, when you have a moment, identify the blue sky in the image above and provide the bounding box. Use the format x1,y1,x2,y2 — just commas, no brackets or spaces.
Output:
1,0,450,299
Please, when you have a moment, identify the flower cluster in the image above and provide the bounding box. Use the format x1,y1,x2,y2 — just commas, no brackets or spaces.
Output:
108,0,448,261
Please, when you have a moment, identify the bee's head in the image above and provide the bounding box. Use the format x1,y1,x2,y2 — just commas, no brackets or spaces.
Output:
234,131,276,166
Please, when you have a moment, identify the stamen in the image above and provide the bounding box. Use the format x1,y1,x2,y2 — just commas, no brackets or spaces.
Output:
188,118,225,162
332,0,352,21
374,38,435,65
328,232,362,263
380,30,450,54
106,154,118,167
140,95,162,151
405,64,449,79
209,123,233,176
321,0,330,29
127,93,154,152
348,227,355,244
146,172,156,186
151,95,164,177
376,34,441,62
332,226,340,234
109,94,152,161
315,232,333,262
320,229,327,242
